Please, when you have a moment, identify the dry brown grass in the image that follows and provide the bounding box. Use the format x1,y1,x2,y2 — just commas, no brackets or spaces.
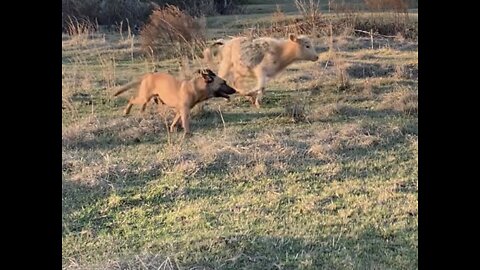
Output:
294,0,322,32
303,68,331,95
64,16,99,46
241,0,327,38
97,52,117,89
310,102,348,121
307,123,384,161
325,25,351,91
65,16,97,36
65,252,179,270
62,114,166,149
62,110,402,190
362,78,374,97
272,4,287,28
86,128,293,182
347,63,395,78
242,4,416,42
283,99,308,123
378,86,418,115
140,5,207,60
393,63,418,80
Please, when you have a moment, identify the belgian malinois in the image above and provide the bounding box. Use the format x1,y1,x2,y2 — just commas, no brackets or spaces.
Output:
113,69,237,135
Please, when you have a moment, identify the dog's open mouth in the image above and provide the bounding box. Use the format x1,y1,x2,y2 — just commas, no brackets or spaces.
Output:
215,84,237,100
221,84,237,95
215,90,235,99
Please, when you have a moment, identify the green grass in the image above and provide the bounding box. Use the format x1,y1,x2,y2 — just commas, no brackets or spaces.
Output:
62,10,418,270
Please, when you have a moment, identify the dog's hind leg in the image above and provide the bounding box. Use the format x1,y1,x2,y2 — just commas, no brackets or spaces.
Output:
140,95,159,114
124,103,134,115
124,96,148,115
152,95,165,105
140,103,148,113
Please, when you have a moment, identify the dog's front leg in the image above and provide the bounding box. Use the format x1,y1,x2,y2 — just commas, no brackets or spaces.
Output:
170,112,181,132
180,108,191,135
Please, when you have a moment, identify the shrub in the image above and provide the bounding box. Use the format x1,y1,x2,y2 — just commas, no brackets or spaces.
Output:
140,5,207,59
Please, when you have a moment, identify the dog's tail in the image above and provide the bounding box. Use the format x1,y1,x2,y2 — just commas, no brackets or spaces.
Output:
112,78,143,97
202,39,225,70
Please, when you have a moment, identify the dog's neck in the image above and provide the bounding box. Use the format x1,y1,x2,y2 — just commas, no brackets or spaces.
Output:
186,77,209,103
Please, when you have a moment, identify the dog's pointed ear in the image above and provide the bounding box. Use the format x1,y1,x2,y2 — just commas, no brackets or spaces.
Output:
289,33,297,42
199,69,214,83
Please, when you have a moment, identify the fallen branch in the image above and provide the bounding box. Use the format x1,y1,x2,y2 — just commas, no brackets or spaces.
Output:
354,29,398,38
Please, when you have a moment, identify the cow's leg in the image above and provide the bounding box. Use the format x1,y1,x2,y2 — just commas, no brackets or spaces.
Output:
251,71,267,108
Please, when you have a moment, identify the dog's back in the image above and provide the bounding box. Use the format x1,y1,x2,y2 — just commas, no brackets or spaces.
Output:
140,72,182,107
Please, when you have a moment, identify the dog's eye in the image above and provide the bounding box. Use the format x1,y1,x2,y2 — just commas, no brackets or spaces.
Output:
306,45,310,49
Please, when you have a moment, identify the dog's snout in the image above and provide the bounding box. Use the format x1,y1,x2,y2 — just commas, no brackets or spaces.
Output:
222,84,237,95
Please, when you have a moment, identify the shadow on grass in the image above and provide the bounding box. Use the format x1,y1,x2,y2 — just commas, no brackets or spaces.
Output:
63,126,417,269
62,163,163,235
62,163,229,237
189,228,416,269
89,227,417,269
313,106,416,126
347,63,395,79
63,110,285,150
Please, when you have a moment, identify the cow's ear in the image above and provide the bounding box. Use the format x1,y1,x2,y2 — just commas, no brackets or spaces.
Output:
289,33,297,42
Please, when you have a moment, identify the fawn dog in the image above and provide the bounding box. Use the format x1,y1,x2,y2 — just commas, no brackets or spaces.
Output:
113,69,236,135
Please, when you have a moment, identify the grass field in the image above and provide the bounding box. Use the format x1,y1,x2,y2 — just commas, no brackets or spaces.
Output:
62,5,418,269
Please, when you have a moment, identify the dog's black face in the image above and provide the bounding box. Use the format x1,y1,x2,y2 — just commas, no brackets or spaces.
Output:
198,69,237,100
215,81,237,95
